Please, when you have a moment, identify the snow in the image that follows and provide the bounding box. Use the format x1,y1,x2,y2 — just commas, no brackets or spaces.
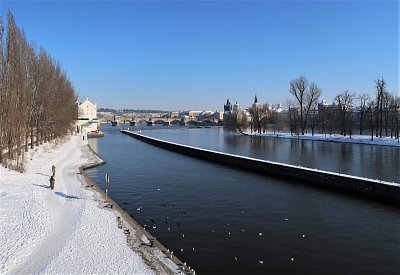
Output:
243,131,400,147
123,130,400,187
0,134,177,274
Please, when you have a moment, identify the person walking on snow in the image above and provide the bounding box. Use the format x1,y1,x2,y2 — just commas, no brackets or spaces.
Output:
49,176,55,190
52,165,56,177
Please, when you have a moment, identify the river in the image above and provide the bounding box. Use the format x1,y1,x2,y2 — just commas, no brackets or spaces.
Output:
87,124,400,274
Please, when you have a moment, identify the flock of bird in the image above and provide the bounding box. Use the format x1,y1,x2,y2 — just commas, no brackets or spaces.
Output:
122,188,304,272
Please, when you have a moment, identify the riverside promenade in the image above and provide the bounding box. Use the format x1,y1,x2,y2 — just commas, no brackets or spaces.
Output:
0,134,182,274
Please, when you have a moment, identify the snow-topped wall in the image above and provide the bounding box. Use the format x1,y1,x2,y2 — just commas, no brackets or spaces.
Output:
121,130,400,205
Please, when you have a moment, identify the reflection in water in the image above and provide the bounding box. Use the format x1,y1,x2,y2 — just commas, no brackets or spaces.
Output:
143,128,398,182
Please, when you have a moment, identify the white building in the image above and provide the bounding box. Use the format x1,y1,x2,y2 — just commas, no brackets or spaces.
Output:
233,101,240,113
76,98,98,133
188,110,203,119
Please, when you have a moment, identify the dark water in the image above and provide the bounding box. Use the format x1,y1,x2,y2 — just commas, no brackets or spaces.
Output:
87,124,400,274
142,127,400,183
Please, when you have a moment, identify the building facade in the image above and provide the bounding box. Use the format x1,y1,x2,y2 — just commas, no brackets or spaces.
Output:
76,98,99,133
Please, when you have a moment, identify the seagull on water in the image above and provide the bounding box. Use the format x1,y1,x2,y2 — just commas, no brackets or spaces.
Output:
137,206,142,211
259,260,264,264
259,232,263,236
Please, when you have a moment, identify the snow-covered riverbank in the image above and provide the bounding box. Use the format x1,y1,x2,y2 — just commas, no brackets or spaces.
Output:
0,134,177,274
243,131,400,147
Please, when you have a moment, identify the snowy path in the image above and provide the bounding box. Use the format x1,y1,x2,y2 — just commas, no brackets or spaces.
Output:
0,135,171,274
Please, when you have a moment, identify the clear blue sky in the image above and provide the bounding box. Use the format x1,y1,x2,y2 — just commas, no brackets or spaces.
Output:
1,0,398,111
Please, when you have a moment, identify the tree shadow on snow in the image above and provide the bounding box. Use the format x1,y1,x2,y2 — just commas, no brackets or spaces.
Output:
55,191,80,200
33,183,50,189
36,172,52,177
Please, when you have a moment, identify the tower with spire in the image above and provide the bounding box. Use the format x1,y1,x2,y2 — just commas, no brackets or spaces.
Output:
224,99,232,113
252,94,261,110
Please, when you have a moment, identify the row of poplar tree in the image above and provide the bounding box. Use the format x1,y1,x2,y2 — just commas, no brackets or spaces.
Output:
0,12,78,170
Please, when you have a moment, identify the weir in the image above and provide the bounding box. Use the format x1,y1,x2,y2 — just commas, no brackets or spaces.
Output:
121,129,400,205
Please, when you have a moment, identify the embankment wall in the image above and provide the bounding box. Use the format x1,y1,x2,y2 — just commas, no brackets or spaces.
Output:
121,130,400,205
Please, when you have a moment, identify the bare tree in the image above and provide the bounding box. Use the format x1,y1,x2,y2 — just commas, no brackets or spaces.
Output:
290,76,321,135
367,100,376,141
0,11,78,169
224,110,248,133
249,103,271,134
0,16,4,163
334,90,355,136
374,78,386,137
357,93,371,135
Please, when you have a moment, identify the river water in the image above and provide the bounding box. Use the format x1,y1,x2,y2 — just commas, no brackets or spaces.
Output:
87,124,400,274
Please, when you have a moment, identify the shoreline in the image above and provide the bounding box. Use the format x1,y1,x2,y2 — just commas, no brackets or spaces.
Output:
82,142,190,274
242,131,400,147
0,134,188,274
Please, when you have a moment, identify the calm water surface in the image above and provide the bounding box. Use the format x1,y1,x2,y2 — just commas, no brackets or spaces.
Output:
143,127,399,182
87,125,400,274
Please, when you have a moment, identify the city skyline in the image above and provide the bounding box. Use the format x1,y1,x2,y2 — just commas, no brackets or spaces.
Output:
1,0,398,110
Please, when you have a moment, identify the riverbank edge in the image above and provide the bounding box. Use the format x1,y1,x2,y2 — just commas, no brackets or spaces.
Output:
242,131,400,147
122,130,400,206
81,143,189,274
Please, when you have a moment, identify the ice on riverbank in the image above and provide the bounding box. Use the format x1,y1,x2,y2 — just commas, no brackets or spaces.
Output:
0,135,176,274
243,131,400,147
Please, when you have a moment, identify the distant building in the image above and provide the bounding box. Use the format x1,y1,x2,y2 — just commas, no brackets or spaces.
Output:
189,110,203,119
170,111,180,118
214,111,224,122
224,99,232,113
252,95,261,110
76,98,98,133
232,101,240,113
